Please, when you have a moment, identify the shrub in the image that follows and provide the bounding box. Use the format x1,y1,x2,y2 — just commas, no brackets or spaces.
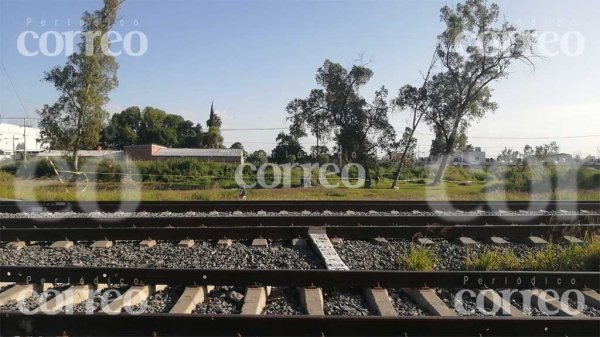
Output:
578,168,600,189
402,246,436,271
466,250,521,271
523,239,599,271
443,167,472,182
96,160,122,182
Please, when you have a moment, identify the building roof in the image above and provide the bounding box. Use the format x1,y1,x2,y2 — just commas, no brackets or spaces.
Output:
40,150,123,158
154,148,243,157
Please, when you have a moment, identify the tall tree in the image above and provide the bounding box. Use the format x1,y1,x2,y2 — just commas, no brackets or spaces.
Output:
390,54,436,189
271,132,306,164
38,0,124,171
498,147,520,162
287,60,396,187
534,141,559,160
102,106,142,148
138,107,178,146
247,149,268,166
230,142,248,156
523,145,534,160
426,0,535,184
103,106,202,149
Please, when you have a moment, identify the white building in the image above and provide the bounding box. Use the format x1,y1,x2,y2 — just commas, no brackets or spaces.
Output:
426,147,487,167
0,123,46,159
451,147,486,167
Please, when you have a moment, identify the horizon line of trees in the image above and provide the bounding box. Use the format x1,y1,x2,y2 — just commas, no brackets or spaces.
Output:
101,105,227,150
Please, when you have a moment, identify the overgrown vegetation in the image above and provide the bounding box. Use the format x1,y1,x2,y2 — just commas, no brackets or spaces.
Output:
467,238,600,272
466,249,521,271
402,246,437,271
1,158,599,198
484,165,600,192
524,240,600,271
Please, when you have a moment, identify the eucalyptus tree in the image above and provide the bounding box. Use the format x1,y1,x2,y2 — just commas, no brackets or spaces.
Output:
390,54,436,189
287,60,396,187
426,0,536,184
38,0,125,171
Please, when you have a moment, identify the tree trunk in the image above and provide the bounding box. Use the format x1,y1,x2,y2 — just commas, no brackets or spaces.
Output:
390,145,412,189
432,151,450,185
73,150,79,172
431,117,462,185
364,166,371,188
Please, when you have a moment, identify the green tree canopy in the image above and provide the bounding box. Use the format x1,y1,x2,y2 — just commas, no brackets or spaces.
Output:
287,59,396,187
270,132,306,164
247,149,268,166
425,0,536,184
103,106,204,149
38,0,124,170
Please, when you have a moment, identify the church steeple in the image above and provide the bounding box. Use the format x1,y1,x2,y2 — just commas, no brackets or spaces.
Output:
207,101,215,127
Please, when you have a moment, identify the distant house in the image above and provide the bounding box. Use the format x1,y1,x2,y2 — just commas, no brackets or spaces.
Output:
426,147,486,167
522,153,574,164
124,144,244,164
546,153,573,164
451,148,486,167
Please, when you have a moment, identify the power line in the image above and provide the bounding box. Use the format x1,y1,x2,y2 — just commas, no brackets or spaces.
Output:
218,127,600,140
412,132,600,140
0,61,31,120
220,127,287,131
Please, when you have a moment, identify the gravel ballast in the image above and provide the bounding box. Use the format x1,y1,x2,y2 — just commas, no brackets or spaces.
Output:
335,239,541,271
264,287,305,315
193,286,244,314
128,286,183,314
1,209,590,219
323,289,374,316
435,288,493,316
0,240,324,269
389,289,427,316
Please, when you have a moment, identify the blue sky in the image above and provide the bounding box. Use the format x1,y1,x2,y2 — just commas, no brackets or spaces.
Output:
0,0,599,156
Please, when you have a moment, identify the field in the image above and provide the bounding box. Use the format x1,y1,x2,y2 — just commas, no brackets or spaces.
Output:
1,174,598,201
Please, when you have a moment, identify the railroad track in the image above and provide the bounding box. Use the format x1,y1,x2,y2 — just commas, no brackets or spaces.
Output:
1,200,599,213
1,202,599,336
0,267,599,336
1,223,598,242
2,213,599,229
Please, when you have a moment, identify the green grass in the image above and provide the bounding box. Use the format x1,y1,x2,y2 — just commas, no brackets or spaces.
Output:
0,175,598,201
402,246,437,271
467,238,600,272
466,249,522,271
523,239,600,271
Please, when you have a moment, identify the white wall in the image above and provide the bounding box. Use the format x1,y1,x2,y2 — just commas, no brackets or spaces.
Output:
0,123,45,153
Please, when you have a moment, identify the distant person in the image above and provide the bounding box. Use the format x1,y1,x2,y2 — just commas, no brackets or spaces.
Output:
239,186,247,200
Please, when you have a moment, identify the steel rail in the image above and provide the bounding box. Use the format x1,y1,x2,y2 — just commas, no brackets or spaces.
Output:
1,200,598,213
1,313,598,336
1,266,597,289
1,224,598,241
2,214,597,229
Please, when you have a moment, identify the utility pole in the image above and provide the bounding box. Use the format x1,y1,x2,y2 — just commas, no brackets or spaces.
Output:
23,118,27,161
12,135,16,161
316,123,319,164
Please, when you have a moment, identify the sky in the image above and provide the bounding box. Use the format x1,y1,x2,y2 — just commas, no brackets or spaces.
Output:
0,0,599,157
